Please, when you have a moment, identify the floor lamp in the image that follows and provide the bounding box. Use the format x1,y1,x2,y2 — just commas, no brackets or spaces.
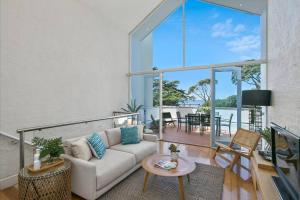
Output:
242,90,271,132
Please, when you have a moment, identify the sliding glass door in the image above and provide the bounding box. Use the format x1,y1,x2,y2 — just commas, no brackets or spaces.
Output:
211,67,242,146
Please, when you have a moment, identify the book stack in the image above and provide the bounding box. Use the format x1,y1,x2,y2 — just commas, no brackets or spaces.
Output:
154,160,177,170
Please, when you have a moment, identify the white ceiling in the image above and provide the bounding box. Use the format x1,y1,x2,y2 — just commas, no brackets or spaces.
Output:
203,0,267,15
81,0,164,32
82,0,267,37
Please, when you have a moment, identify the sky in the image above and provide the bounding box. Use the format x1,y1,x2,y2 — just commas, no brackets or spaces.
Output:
153,0,261,99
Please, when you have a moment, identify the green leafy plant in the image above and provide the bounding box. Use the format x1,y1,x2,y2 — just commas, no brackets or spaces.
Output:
197,106,211,114
168,144,180,153
261,128,271,151
121,99,143,113
32,137,64,162
150,119,159,132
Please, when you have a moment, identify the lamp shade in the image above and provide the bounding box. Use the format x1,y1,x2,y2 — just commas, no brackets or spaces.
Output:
242,90,271,106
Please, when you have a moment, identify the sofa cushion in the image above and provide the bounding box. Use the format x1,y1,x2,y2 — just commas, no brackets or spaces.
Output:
110,141,157,163
127,124,144,140
63,132,109,155
71,138,92,161
89,149,136,190
120,126,140,145
87,133,106,159
105,127,121,146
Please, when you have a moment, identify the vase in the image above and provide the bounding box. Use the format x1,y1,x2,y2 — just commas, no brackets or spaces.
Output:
170,152,179,162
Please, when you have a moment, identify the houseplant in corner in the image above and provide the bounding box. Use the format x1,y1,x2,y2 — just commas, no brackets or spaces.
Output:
168,144,180,162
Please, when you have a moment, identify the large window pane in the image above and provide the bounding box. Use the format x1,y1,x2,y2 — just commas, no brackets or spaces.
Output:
185,0,261,66
153,6,183,69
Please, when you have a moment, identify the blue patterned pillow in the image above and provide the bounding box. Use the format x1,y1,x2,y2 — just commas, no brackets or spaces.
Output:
120,126,140,145
87,133,106,159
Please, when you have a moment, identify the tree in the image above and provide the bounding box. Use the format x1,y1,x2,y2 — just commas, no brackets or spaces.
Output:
153,79,189,106
187,78,211,105
232,63,261,89
215,95,237,107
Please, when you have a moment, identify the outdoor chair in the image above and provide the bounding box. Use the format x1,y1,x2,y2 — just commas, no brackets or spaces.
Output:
176,111,186,132
213,128,261,171
186,114,201,133
162,112,176,127
150,114,165,133
200,114,210,130
221,113,234,137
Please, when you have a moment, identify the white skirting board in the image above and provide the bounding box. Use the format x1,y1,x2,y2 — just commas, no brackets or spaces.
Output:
0,174,18,190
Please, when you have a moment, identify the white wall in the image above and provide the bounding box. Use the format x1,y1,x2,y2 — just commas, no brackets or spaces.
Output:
0,0,163,188
267,0,300,135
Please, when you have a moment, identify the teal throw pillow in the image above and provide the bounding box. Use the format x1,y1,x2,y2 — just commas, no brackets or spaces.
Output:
87,133,106,159
120,126,140,145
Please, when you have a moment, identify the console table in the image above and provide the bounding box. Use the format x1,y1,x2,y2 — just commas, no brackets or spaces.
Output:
250,151,280,200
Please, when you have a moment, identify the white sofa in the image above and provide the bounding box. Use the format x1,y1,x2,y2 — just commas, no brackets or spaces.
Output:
62,127,157,200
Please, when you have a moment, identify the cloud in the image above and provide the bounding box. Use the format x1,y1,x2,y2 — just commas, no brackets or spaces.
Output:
234,24,246,33
211,19,246,38
226,35,260,53
211,13,219,19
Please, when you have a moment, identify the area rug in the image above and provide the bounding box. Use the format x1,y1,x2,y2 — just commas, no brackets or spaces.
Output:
99,163,224,200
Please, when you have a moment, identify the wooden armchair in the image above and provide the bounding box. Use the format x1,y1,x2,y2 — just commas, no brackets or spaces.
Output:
213,128,261,170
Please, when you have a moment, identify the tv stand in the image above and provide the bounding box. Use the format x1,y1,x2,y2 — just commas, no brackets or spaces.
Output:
251,151,281,200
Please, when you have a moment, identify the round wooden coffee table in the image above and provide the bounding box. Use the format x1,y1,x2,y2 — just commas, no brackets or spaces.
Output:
142,154,196,200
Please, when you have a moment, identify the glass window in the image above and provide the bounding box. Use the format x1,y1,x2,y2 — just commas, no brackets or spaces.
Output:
185,0,261,66
153,6,183,69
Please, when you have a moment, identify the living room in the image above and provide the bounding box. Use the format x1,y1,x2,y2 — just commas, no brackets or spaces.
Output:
0,0,299,200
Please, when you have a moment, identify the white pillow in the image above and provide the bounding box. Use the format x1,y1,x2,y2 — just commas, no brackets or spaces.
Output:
105,127,121,146
71,138,92,161
137,124,144,140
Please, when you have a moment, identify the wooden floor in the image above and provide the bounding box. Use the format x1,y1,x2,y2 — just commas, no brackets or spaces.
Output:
163,126,211,147
0,141,256,200
163,126,233,147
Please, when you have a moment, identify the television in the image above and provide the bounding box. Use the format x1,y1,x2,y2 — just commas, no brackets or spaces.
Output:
271,123,300,200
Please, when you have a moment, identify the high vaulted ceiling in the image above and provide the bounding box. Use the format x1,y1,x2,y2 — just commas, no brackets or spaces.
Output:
80,0,164,32
83,0,267,36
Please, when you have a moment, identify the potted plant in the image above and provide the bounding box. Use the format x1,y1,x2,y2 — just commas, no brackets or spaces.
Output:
121,99,143,125
261,128,271,150
168,144,180,162
259,128,272,160
32,137,64,163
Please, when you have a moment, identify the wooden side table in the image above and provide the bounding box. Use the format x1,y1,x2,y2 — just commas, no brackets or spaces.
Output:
18,160,71,200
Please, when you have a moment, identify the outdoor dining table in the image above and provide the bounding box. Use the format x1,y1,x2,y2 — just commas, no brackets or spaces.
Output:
184,114,221,135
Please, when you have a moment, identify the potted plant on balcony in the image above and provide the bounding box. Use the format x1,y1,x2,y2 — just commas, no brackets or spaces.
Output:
121,99,143,125
168,144,180,162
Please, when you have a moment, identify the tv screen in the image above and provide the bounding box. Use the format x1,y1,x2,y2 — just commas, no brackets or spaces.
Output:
271,123,300,200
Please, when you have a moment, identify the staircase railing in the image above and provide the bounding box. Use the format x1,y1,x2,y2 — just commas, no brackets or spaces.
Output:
16,113,139,169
